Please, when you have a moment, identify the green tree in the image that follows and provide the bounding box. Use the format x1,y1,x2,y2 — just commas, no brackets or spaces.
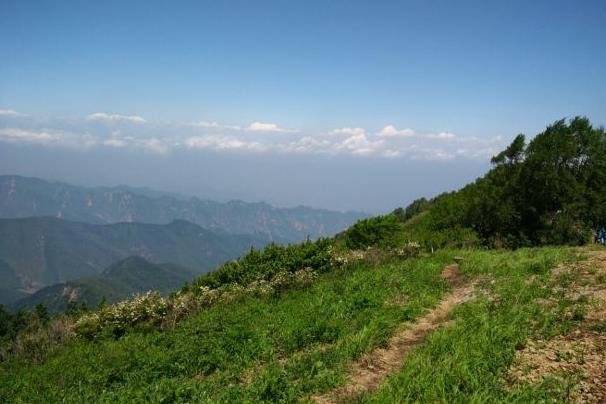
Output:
34,303,50,325
343,214,403,249
414,117,606,247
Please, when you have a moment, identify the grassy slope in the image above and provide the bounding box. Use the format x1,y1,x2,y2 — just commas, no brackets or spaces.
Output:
0,246,590,403
364,247,586,403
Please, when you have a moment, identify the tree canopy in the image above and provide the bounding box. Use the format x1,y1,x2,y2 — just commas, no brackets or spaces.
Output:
398,117,606,248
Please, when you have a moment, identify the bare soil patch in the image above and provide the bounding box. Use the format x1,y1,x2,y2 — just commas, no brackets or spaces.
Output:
507,249,606,403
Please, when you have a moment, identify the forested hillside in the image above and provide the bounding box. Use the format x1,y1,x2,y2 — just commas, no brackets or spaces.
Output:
393,117,606,248
14,257,195,312
0,217,266,305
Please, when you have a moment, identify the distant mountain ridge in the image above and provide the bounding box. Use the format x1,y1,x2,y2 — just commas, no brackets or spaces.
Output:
0,175,368,242
14,256,195,312
0,217,266,305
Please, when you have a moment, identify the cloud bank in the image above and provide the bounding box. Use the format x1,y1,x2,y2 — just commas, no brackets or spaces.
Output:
87,112,147,124
246,122,296,133
0,109,27,117
0,110,507,160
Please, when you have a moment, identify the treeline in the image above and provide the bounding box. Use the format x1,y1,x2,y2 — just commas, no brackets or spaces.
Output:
395,117,606,248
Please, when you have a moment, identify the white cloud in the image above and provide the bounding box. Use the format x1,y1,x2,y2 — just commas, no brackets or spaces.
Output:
189,121,241,130
378,125,415,137
0,109,26,117
185,135,266,152
102,133,170,154
382,149,401,158
103,138,129,148
0,128,98,148
246,122,295,133
427,131,456,139
191,120,221,128
282,136,330,154
334,133,384,156
0,111,509,160
0,126,171,154
140,138,169,154
87,112,146,124
0,128,58,144
329,127,366,136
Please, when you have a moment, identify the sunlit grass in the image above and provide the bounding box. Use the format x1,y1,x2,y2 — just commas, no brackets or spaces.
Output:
0,247,587,403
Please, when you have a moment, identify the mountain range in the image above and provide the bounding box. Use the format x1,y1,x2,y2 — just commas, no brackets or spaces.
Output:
0,175,367,243
0,217,266,305
0,175,367,309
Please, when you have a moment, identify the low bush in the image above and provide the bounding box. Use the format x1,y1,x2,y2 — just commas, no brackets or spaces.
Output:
339,214,404,249
1,315,74,363
193,238,332,289
75,291,168,339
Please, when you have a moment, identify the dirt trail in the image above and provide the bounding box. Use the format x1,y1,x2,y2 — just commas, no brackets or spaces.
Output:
313,263,476,403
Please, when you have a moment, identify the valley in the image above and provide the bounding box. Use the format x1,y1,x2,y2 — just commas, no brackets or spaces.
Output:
0,217,266,306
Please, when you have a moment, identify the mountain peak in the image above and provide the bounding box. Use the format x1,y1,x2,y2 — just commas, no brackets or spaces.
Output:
102,256,154,276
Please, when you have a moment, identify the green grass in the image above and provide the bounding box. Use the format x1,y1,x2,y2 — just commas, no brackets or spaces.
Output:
0,247,588,403
362,247,584,403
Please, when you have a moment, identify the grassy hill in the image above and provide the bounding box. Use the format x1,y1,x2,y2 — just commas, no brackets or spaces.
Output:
2,240,604,402
0,175,367,242
13,256,195,312
0,217,266,305
1,117,605,401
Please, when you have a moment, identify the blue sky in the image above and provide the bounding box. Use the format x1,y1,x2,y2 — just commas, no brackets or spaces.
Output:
1,1,605,212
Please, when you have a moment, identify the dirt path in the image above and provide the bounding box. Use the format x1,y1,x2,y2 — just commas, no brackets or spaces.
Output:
313,263,476,403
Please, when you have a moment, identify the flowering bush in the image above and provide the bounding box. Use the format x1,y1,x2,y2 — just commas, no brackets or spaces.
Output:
331,243,422,267
197,267,317,303
331,249,366,266
75,291,168,339
393,241,421,258
75,268,319,339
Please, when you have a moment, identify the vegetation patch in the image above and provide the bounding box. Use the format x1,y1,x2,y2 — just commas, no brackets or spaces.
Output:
313,263,476,403
506,249,606,403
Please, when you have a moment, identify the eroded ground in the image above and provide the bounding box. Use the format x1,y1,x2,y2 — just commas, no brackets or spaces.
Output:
507,250,606,403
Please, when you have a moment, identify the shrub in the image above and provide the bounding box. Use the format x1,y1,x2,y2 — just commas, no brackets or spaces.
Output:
2,316,74,363
193,238,332,289
393,198,431,222
341,214,403,249
75,291,168,339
